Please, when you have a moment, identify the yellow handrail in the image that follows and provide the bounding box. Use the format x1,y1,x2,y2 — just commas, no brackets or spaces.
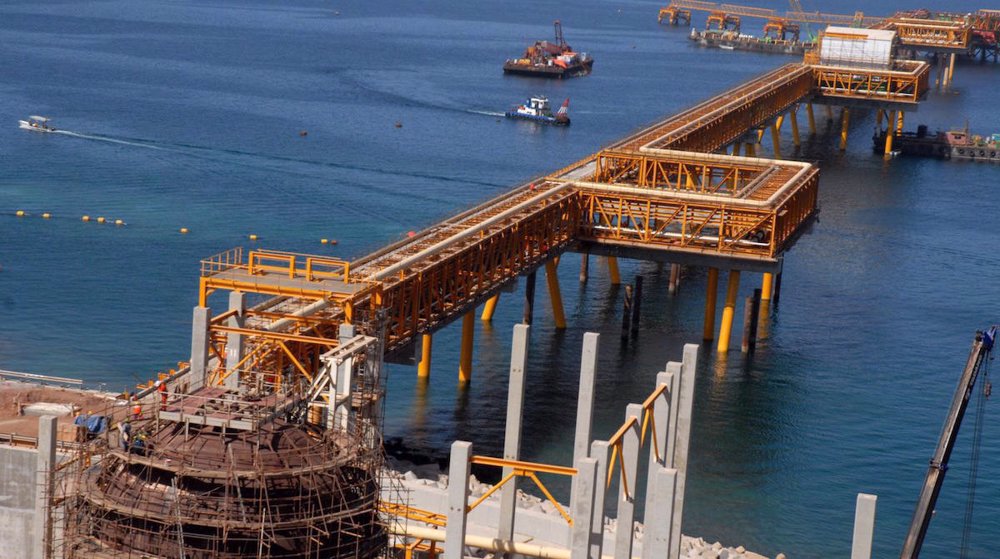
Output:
467,455,578,526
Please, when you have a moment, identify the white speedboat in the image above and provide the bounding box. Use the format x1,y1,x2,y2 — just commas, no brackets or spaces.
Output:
19,115,56,133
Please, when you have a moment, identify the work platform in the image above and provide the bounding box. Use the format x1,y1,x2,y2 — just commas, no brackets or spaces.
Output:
659,1,979,53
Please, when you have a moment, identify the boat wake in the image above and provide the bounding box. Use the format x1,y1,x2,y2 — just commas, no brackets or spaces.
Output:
466,110,506,118
53,130,170,151
50,129,506,190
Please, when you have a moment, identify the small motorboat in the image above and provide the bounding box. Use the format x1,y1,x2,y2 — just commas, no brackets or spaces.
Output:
19,115,56,133
505,96,570,126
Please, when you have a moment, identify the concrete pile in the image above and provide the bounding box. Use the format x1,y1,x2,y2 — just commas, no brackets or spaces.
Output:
385,458,772,559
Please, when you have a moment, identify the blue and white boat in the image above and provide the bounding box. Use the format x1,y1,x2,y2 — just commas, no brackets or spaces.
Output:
505,96,570,126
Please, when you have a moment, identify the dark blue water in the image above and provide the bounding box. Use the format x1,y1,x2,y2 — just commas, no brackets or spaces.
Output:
2,1,999,557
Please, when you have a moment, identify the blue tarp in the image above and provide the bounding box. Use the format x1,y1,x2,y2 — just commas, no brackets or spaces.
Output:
73,414,108,435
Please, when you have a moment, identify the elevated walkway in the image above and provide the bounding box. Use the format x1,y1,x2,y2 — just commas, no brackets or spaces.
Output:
181,55,926,382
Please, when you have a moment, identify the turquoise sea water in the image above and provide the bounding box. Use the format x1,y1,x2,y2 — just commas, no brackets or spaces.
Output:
2,1,999,557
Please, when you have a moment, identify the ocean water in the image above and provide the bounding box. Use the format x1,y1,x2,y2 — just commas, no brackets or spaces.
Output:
2,0,999,557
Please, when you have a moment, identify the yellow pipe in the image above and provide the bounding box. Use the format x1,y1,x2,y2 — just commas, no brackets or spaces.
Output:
884,111,895,156
544,259,567,329
417,333,432,378
481,294,499,321
839,107,850,151
459,312,474,383
703,267,719,341
607,256,621,285
770,122,782,159
790,109,800,146
806,102,816,135
717,270,741,353
761,272,773,305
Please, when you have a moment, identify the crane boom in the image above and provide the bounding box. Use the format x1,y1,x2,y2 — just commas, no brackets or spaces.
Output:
900,325,997,559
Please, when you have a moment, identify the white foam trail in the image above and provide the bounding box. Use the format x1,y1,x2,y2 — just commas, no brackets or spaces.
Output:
54,130,169,151
467,110,506,117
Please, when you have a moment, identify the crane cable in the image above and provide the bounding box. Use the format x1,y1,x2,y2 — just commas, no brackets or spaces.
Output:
959,346,992,558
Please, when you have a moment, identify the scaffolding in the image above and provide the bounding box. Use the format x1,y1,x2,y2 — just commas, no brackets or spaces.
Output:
48,314,392,559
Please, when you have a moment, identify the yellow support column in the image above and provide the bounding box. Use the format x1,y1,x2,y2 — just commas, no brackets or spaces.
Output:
839,107,850,151
761,272,773,307
770,122,782,159
825,104,834,122
731,143,740,156
790,108,800,147
896,111,905,135
947,53,956,86
607,256,621,285
481,294,499,321
806,102,817,135
717,270,741,353
458,311,474,383
884,110,896,157
417,333,432,378
744,142,756,157
703,267,719,341
876,109,884,128
545,259,567,329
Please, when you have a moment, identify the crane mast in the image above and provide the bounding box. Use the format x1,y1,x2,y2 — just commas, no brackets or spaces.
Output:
900,326,996,558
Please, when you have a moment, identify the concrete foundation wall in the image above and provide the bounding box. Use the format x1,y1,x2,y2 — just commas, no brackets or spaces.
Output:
0,446,39,559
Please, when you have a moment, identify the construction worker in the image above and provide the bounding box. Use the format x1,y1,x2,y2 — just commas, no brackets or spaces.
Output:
118,420,131,451
131,398,142,419
156,379,168,406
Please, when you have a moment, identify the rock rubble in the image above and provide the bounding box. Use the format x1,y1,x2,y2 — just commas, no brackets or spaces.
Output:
384,458,773,559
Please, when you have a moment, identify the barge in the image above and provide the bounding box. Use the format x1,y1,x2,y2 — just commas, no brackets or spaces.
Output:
874,125,1000,162
689,29,815,55
503,20,593,79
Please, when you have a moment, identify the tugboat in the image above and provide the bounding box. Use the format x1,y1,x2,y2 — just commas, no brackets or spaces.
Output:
505,97,570,126
503,21,593,79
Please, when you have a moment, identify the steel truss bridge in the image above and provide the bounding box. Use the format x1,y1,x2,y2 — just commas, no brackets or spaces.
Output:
140,57,929,397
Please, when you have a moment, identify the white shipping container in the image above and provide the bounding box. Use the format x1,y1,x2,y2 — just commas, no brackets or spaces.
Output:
819,26,895,68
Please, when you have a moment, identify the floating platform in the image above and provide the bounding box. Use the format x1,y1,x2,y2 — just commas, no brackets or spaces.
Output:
502,58,594,78
689,29,814,55
874,126,1000,161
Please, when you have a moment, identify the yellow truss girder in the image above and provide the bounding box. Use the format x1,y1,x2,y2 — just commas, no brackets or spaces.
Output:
810,62,929,104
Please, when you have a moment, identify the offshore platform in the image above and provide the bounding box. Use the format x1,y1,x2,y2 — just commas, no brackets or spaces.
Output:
6,12,980,559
